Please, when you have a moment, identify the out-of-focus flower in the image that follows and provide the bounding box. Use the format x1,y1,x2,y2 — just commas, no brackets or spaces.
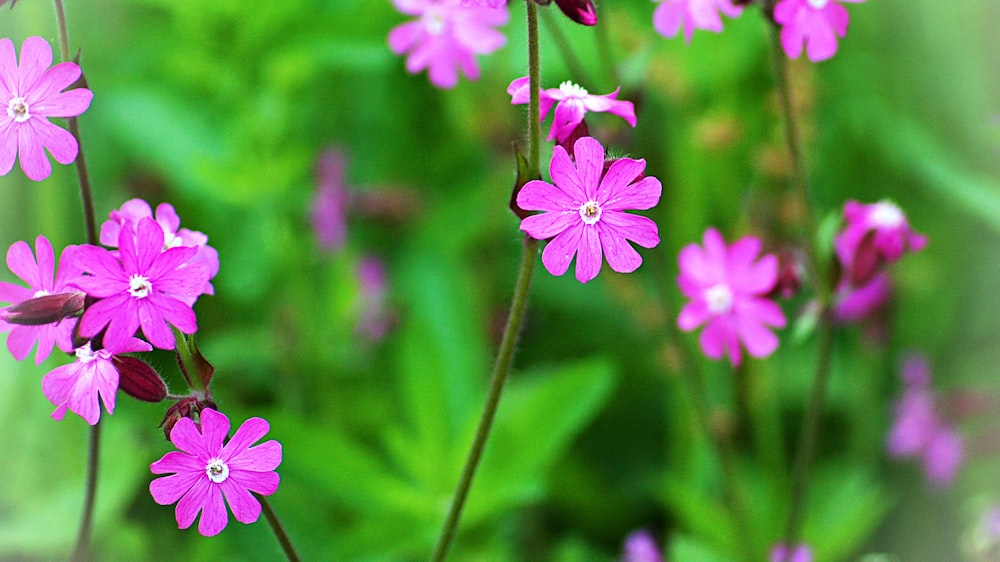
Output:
73,217,211,351
507,76,636,144
887,353,964,487
517,136,661,284
99,199,219,303
773,0,865,62
41,337,152,425
388,0,508,89
623,530,663,562
356,256,391,341
149,408,282,537
0,36,93,181
310,149,350,252
652,0,743,44
677,228,787,366
460,0,505,6
770,542,813,562
0,236,83,364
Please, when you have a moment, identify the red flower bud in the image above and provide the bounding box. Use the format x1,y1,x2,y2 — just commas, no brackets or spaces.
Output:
0,291,84,326
114,355,167,403
160,396,216,441
553,0,597,26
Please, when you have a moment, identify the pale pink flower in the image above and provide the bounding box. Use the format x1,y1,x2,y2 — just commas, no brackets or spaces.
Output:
357,256,391,341
770,542,813,562
517,136,661,284
0,236,82,364
460,0,505,6
652,0,743,44
41,337,152,425
310,149,350,252
73,217,211,351
389,0,508,89
507,76,636,143
623,530,663,562
149,408,281,537
99,199,219,302
773,0,865,62
0,36,93,181
677,228,787,366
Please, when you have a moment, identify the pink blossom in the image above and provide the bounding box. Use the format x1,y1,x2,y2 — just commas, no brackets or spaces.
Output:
73,217,211,351
389,0,508,89
149,408,281,537
677,228,787,366
507,77,636,143
773,0,865,62
770,542,813,562
832,272,891,322
460,0,505,6
41,337,152,425
623,530,663,562
357,256,391,341
835,200,925,277
310,149,350,252
652,0,743,44
517,136,661,284
0,36,93,181
0,236,82,364
100,199,219,302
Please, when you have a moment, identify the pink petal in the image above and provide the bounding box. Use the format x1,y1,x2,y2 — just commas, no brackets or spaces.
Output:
653,1,684,39
600,211,659,248
17,121,51,181
17,36,53,94
517,179,577,212
388,21,424,54
583,92,637,126
574,225,602,283
196,484,229,536
28,117,79,165
174,477,211,530
520,211,578,240
230,469,280,496
25,61,81,106
200,409,230,455
0,119,17,175
699,316,736,363
220,479,263,524
222,417,271,461
7,239,41,288
548,144,588,201
736,315,780,359
541,224,583,277
150,450,203,475
228,441,283,473
6,325,38,362
678,300,712,331
0,38,15,97
803,16,839,62
550,100,586,142
602,175,661,212
136,299,177,350
168,416,211,458
597,222,643,274
570,137,604,199
33,87,92,119
150,470,202,505
596,158,644,205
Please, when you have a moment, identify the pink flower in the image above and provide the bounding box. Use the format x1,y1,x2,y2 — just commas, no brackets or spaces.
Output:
623,530,663,562
73,217,211,351
835,200,926,279
0,36,93,181
149,408,282,537
517,136,661,284
99,199,219,302
357,256,391,341
770,543,813,562
41,337,152,425
773,0,865,62
652,0,743,44
0,236,83,364
507,77,637,144
389,0,508,89
310,149,350,252
677,228,787,366
460,0,505,6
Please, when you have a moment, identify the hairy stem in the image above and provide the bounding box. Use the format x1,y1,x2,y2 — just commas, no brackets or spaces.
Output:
259,494,301,562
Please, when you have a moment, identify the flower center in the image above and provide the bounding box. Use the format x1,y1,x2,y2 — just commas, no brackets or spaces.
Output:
806,0,829,8
559,81,589,99
424,8,447,35
33,289,50,298
205,458,229,483
128,274,153,298
869,201,904,229
75,342,97,363
7,97,30,123
578,200,602,225
704,283,734,314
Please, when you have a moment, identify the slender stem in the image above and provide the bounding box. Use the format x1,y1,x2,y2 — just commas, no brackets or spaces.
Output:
259,494,301,562
429,7,542,559
69,421,99,562
539,7,591,86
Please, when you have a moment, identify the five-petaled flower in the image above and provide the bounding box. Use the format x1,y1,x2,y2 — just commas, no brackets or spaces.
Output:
773,0,865,62
73,217,211,351
149,408,282,537
0,235,83,364
41,337,152,425
517,136,661,284
677,228,787,366
508,76,636,144
652,0,743,44
0,36,93,181
388,0,508,89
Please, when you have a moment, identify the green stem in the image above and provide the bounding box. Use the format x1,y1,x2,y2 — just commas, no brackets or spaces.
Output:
539,7,591,86
69,421,99,562
259,494,301,562
429,6,542,559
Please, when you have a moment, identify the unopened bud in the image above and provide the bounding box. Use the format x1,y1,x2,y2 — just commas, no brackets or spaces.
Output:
848,230,881,287
114,356,167,403
768,250,804,300
160,396,216,440
1,292,84,326
552,0,597,26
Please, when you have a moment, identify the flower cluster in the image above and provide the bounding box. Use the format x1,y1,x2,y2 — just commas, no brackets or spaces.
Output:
507,76,636,146
887,353,964,487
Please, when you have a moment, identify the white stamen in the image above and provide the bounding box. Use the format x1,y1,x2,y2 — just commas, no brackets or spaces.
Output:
205,458,229,483
33,289,50,298
870,201,904,229
704,283,734,314
424,8,446,35
7,97,30,123
128,274,153,298
578,200,602,225
75,342,97,363
806,0,829,8
559,81,589,99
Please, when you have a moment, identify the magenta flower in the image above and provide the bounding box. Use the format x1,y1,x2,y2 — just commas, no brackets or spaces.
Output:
389,0,508,89
460,0,505,6
835,200,926,279
149,408,282,537
770,543,813,562
623,530,663,562
73,217,211,351
41,337,152,425
99,198,219,303
0,236,83,364
773,0,865,62
508,76,637,143
310,149,350,252
517,136,661,284
677,228,787,366
652,0,743,44
0,36,93,181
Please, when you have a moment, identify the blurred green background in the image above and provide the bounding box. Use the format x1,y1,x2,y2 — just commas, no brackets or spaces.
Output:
0,0,998,560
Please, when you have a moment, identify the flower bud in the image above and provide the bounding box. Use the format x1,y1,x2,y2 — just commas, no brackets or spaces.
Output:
0,291,84,326
552,0,597,26
160,396,217,440
114,355,167,403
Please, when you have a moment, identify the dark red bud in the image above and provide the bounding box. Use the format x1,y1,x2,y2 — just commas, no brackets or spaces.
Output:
769,250,805,300
1,292,85,326
114,356,167,403
553,0,597,26
160,396,217,440
849,231,882,287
